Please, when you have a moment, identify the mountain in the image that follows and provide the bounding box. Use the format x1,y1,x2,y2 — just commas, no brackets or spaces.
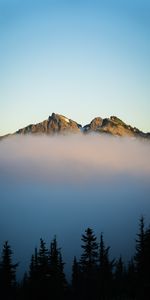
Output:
16,113,82,135
83,116,149,138
1,113,150,139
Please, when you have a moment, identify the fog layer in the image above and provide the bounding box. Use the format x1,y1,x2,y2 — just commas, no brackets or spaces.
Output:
0,135,150,278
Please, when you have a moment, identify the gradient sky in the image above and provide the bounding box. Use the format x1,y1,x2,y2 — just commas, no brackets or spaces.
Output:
0,0,150,135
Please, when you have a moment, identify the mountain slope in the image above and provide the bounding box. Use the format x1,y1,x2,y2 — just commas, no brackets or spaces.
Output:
83,116,149,138
1,113,150,139
16,113,82,135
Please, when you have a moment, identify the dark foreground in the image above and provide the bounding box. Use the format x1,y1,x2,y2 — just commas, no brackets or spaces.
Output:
0,217,150,300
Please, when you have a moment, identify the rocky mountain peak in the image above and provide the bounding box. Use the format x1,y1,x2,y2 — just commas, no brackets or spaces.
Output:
83,115,149,138
1,113,149,140
16,113,81,135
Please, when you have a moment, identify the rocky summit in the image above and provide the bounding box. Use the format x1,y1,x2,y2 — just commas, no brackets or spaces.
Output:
16,113,82,135
1,113,150,139
83,116,149,138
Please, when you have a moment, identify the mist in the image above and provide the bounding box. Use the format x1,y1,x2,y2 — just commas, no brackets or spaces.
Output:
0,134,150,278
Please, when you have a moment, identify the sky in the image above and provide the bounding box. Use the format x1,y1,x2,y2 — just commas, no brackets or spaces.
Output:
0,135,150,278
0,0,150,135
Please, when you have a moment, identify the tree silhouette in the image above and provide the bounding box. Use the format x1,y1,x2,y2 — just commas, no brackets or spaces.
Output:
38,238,49,279
114,256,126,298
98,233,114,299
134,216,146,298
80,228,98,273
80,227,98,299
28,240,49,299
0,241,18,299
133,216,150,298
142,227,150,298
134,216,145,278
72,256,81,298
0,218,150,299
126,258,136,299
49,236,67,299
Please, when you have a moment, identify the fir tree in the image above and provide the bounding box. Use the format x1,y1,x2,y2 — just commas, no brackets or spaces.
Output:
49,236,66,299
134,216,150,298
134,216,145,278
38,238,48,274
28,240,49,299
0,241,18,299
115,256,124,281
142,227,150,297
29,247,38,282
80,227,98,274
72,256,80,291
114,256,126,298
98,233,114,299
80,228,98,299
126,258,136,299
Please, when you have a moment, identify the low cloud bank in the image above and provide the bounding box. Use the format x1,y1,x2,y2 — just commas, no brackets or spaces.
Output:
0,134,150,184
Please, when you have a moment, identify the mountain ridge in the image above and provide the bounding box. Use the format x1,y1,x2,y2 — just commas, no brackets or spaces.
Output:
1,113,150,140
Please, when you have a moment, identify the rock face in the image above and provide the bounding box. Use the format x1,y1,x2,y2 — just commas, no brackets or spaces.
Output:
83,116,149,138
16,113,82,135
84,117,103,132
1,113,150,139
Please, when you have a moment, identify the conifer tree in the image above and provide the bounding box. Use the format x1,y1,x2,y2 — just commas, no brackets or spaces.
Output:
99,233,113,275
142,227,150,297
37,238,49,297
38,238,48,277
98,233,114,299
114,256,125,298
29,247,38,282
80,228,98,299
126,258,136,299
0,241,18,299
80,227,98,274
49,236,66,298
134,216,150,298
134,216,145,278
28,240,49,299
29,254,35,279
58,251,66,288
49,236,61,279
115,256,124,281
72,256,80,291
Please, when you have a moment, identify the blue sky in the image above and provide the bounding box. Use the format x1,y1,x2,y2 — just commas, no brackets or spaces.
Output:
0,0,150,135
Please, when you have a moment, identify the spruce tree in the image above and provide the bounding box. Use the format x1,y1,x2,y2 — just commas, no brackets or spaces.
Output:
0,241,18,299
72,256,81,296
29,247,38,282
115,256,124,280
98,233,114,299
114,256,125,298
80,227,98,274
134,216,145,278
142,227,150,297
28,240,49,299
38,238,48,279
134,216,150,298
37,238,49,298
126,258,136,299
49,236,66,299
80,228,98,299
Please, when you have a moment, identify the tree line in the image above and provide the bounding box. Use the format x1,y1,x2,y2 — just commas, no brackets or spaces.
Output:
0,216,150,299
